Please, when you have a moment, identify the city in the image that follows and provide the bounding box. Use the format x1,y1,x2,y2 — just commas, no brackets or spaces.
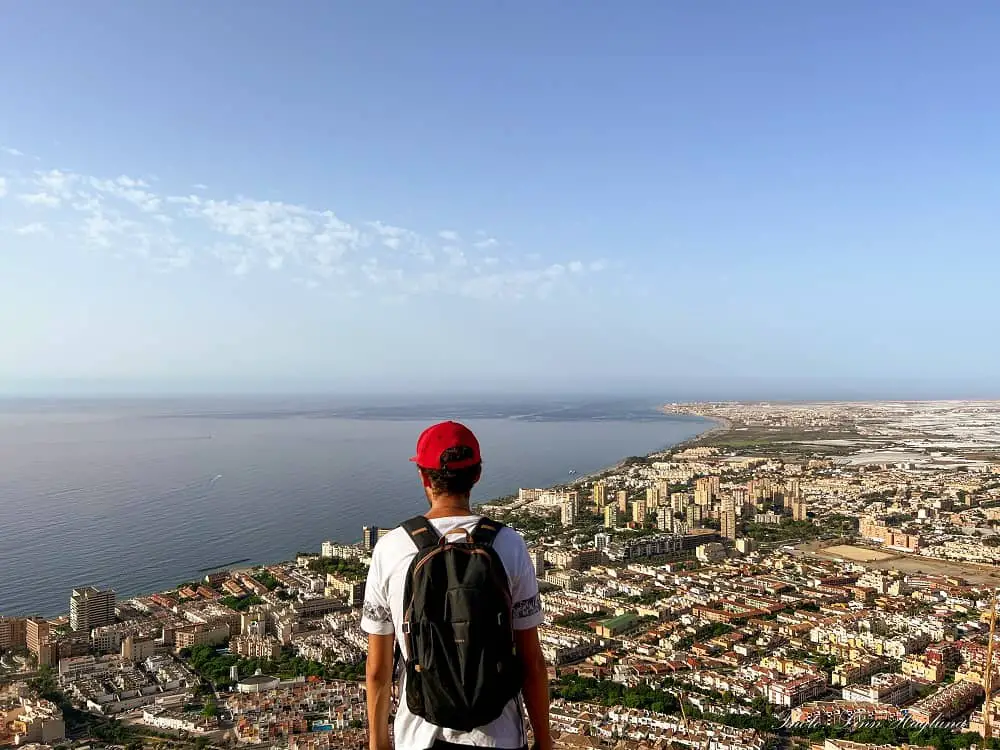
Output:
6,401,1000,749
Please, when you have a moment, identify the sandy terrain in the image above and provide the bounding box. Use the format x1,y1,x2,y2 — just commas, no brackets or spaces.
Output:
821,544,898,562
796,542,1000,585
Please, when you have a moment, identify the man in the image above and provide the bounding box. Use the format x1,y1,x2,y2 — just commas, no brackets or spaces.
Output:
362,421,551,750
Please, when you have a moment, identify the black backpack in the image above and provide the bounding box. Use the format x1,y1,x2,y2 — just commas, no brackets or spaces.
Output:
397,515,523,731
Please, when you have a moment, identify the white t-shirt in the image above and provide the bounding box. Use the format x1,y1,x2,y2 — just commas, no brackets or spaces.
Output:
361,514,544,750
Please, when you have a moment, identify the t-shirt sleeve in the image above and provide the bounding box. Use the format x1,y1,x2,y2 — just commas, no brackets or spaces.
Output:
505,530,544,630
360,549,394,636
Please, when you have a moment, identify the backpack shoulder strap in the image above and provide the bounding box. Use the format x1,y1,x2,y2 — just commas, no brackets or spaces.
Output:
471,516,505,546
401,515,440,552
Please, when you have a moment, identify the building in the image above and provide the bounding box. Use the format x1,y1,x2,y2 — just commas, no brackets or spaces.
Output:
174,622,231,650
361,526,380,551
548,548,605,571
841,673,913,705
686,504,703,527
594,533,611,552
645,486,659,508
696,543,726,563
908,680,983,724
721,497,737,541
595,613,638,637
1,697,65,746
735,538,758,555
617,490,628,513
604,506,619,529
0,617,27,651
121,635,158,662
321,541,363,559
70,586,115,633
606,534,685,561
632,498,647,527
592,481,607,509
326,574,365,606
236,672,282,693
232,634,282,660
561,499,576,527
26,619,55,667
531,548,546,578
792,500,809,521
656,506,672,532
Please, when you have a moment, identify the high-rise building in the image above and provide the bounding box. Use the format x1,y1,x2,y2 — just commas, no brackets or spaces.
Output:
531,548,546,578
645,486,659,509
695,477,719,503
793,500,809,521
786,479,801,501
617,490,628,513
70,586,115,633
656,506,672,532
362,526,380,550
671,492,690,512
632,498,647,527
592,481,607,509
721,496,737,541
561,499,576,527
594,532,611,551
0,617,27,651
685,504,703,527
656,478,671,498
26,618,55,667
604,505,619,529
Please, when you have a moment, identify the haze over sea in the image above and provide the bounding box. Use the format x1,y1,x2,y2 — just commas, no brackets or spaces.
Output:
0,396,711,616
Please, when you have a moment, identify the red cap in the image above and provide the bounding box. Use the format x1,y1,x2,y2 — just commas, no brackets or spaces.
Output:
410,421,482,470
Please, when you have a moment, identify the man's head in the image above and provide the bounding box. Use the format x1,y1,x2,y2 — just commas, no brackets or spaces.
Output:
411,421,482,506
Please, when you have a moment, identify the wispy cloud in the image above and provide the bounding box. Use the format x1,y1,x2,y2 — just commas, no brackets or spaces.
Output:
19,192,61,208
15,222,50,236
1,147,24,157
0,155,610,299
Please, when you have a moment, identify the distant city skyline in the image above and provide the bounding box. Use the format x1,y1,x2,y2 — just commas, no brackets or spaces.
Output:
3,2,1000,395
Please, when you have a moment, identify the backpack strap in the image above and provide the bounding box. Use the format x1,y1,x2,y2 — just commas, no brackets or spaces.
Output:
401,515,440,552
471,517,505,546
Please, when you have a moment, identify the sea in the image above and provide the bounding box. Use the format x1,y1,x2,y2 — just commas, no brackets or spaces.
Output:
0,396,712,616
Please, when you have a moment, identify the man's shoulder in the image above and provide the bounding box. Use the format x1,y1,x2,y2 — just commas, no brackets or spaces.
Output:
493,524,530,560
370,525,413,560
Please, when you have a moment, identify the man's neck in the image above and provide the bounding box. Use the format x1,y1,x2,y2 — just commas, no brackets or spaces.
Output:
425,496,474,518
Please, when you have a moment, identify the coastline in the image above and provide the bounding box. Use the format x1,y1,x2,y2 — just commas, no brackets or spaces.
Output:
560,408,729,490
10,406,724,619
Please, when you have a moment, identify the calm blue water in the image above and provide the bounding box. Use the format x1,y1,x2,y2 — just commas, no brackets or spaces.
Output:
0,396,711,616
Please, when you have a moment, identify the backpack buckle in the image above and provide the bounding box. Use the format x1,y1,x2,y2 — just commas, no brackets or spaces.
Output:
402,622,411,634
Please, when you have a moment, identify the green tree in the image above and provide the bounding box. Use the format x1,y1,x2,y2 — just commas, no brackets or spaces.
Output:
202,697,218,718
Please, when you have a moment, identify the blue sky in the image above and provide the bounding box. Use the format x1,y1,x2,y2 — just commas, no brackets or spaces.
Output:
2,2,999,397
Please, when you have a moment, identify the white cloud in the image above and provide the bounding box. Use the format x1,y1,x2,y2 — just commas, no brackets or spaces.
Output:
192,183,208,191
2,158,613,301
19,192,61,207
0,177,6,198
2,147,24,157
15,222,49,236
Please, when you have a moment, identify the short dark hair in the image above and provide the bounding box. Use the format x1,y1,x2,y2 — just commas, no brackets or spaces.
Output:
420,446,482,496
